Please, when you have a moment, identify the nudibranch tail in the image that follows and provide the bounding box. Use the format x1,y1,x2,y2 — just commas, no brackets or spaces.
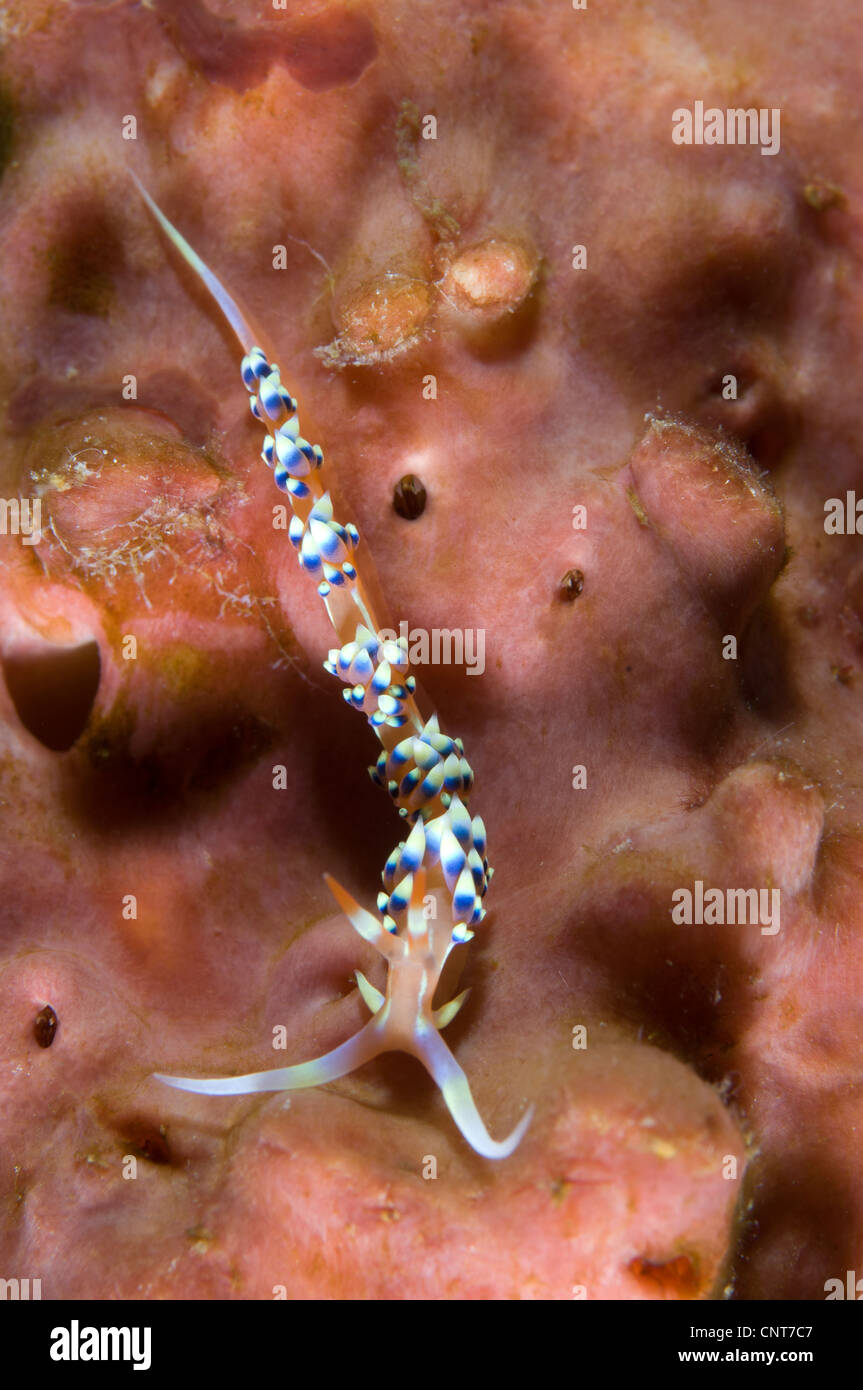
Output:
129,169,257,354
135,174,533,1159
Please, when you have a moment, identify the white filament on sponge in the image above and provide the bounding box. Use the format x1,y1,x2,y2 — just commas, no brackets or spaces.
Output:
133,173,532,1158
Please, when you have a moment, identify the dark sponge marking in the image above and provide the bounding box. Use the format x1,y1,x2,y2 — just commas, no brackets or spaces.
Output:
64,698,275,834
0,84,16,184
47,209,124,318
153,0,377,94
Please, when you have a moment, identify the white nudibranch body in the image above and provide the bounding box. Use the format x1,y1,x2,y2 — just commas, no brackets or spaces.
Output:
136,174,532,1159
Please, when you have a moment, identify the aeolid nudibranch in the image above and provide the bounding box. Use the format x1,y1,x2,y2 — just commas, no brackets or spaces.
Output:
132,172,532,1159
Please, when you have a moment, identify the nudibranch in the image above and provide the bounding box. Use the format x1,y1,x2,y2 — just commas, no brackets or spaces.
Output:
134,172,532,1159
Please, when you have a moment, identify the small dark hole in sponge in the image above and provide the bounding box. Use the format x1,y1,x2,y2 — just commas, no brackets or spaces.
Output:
139,1131,172,1165
123,1123,172,1166
3,639,100,751
393,473,427,520
34,1004,58,1048
559,568,584,601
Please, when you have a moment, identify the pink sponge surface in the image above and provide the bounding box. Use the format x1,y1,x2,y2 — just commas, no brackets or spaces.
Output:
0,0,861,1298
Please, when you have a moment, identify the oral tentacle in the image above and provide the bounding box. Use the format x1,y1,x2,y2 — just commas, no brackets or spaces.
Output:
154,1014,388,1095
411,1024,534,1161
